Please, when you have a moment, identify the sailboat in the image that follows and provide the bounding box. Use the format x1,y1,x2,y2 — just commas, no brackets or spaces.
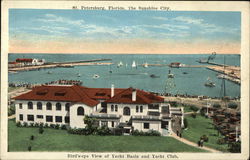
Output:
93,74,100,79
77,73,81,77
117,61,123,68
132,61,137,68
168,69,174,78
143,62,148,68
204,77,215,87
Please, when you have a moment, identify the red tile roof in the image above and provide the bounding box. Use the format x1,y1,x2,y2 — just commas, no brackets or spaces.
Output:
14,85,164,106
105,87,164,104
16,58,33,62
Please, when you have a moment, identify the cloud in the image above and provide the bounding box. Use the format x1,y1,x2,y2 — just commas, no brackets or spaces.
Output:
37,14,85,26
152,16,168,21
173,16,204,25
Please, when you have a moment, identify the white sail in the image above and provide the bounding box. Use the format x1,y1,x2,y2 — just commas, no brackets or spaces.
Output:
132,61,136,68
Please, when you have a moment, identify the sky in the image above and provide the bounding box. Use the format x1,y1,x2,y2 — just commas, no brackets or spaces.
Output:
9,9,241,54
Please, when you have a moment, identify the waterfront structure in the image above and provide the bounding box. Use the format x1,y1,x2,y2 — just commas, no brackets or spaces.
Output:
9,58,45,67
14,84,184,136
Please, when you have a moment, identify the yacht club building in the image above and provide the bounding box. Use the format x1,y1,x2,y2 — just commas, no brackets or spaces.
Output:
14,85,184,136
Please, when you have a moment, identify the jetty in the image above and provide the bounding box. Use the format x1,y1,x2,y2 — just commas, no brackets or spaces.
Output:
9,59,113,72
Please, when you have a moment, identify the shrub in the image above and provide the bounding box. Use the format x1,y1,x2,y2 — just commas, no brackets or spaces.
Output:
110,128,123,136
146,130,161,136
131,129,160,136
97,126,111,136
131,129,140,136
28,146,32,151
44,123,49,128
34,123,39,127
16,121,21,127
39,123,44,128
8,104,15,116
50,124,55,128
213,103,221,109
201,135,209,142
228,141,241,153
61,124,67,130
23,122,28,127
30,123,34,127
55,124,60,129
30,135,34,140
184,118,188,128
217,138,226,145
190,105,199,112
191,112,197,118
39,127,44,134
228,103,238,109
200,109,205,116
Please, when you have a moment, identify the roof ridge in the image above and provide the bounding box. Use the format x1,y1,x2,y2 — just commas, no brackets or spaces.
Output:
71,85,98,106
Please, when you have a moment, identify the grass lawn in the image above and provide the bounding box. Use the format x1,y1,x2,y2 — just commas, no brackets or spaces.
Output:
182,115,229,152
8,119,206,152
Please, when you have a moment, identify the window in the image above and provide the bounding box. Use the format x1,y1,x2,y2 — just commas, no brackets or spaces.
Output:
101,121,108,126
65,103,70,111
37,115,43,119
56,116,62,122
136,106,139,112
111,121,115,127
65,116,70,123
19,103,23,109
123,107,130,116
46,116,53,122
27,115,34,121
19,114,23,121
37,102,42,110
28,102,33,109
140,106,143,113
111,105,114,112
46,102,52,110
77,107,84,115
115,105,118,112
144,123,149,129
56,103,61,111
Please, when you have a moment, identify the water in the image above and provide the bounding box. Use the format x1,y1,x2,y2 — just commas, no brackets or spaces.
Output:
8,54,240,98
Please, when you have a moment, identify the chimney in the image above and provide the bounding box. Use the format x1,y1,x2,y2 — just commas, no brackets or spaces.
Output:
111,84,114,97
132,89,136,101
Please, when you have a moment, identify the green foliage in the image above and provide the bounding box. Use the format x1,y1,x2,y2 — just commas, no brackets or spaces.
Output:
23,122,28,127
50,124,55,129
61,125,67,130
30,135,34,140
131,129,161,136
55,124,60,129
228,103,238,109
30,123,34,127
39,127,44,134
16,121,21,127
44,123,49,128
200,135,209,142
96,126,112,136
217,138,226,145
184,118,188,128
213,103,221,109
84,116,98,135
191,112,197,118
200,109,205,116
190,105,199,112
34,123,39,127
8,105,15,116
228,141,241,153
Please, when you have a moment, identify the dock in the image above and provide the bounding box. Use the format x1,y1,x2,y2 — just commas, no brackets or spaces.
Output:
9,59,113,72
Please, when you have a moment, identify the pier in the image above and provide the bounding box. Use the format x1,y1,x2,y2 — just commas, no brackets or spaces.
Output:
9,59,113,72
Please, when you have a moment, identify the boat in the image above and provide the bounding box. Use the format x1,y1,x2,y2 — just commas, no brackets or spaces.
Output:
204,77,215,87
150,74,160,78
183,72,188,74
132,61,137,68
77,73,81,77
93,74,100,79
168,70,174,78
47,71,52,74
143,62,148,68
117,61,123,68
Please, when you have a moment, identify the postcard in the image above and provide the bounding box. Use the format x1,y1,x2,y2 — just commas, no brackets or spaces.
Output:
1,1,249,160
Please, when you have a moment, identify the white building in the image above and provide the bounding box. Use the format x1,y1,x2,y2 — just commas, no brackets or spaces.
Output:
14,85,184,136
15,58,45,66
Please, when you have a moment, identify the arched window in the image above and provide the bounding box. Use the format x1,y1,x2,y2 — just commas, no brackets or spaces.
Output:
77,107,84,115
123,107,130,116
56,103,61,110
136,106,139,112
65,103,70,111
115,105,118,112
37,102,42,110
46,102,52,110
111,105,114,112
140,106,143,112
28,102,33,109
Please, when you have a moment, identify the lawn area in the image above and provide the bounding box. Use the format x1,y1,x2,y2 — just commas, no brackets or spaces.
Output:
8,119,206,152
182,115,229,152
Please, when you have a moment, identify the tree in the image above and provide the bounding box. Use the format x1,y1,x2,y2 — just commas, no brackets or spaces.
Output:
184,118,188,128
228,141,241,153
84,116,98,135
